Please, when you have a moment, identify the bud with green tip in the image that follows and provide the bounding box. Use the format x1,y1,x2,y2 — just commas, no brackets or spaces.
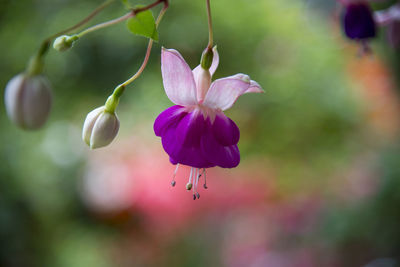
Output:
53,35,79,52
4,73,52,130
82,106,120,149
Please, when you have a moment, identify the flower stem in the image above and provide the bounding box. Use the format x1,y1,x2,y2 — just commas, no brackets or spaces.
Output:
206,0,213,48
36,0,115,58
118,1,168,88
48,0,116,41
76,0,167,38
77,12,132,38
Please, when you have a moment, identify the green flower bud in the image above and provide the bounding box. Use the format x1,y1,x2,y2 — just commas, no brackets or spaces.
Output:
53,35,79,52
82,106,120,149
4,73,52,130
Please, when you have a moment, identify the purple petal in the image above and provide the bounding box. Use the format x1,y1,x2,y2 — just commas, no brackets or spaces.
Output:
161,121,214,168
154,105,186,136
201,124,240,168
161,48,198,106
161,122,184,159
169,157,178,165
203,74,251,111
212,113,240,146
170,146,215,169
176,110,206,147
192,46,220,81
244,80,264,94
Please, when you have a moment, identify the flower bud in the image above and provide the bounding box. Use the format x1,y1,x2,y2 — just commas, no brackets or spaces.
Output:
82,106,120,149
53,35,79,52
4,73,52,130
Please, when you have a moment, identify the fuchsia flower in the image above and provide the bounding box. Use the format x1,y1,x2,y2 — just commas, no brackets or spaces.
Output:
154,47,263,198
341,1,376,40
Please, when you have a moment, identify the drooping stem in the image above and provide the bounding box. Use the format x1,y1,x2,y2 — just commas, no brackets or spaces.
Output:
119,1,168,88
77,12,132,38
76,0,166,39
36,0,116,58
206,0,213,48
47,0,116,40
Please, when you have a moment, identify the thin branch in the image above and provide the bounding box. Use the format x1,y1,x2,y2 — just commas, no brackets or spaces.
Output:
119,1,169,88
206,0,213,48
47,0,116,41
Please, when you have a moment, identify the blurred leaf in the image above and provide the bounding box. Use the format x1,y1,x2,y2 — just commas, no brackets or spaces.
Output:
121,0,131,9
126,6,158,41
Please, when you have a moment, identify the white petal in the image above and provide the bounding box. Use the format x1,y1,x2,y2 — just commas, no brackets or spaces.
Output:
90,111,120,149
203,74,251,111
82,106,105,146
161,48,197,106
244,80,265,94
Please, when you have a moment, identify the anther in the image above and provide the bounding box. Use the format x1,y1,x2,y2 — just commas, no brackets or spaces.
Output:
186,183,193,190
196,192,200,199
171,164,179,187
193,194,197,200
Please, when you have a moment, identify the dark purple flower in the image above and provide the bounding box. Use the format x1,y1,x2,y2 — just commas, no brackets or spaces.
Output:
342,1,376,40
154,48,263,197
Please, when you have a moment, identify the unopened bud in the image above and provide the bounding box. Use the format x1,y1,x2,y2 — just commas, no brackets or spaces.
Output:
82,106,120,149
53,35,79,52
4,73,52,130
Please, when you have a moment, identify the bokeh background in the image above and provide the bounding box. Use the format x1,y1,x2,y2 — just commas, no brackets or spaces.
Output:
1,0,400,266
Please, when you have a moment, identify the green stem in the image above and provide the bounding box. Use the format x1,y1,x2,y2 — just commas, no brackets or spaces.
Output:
77,12,132,38
27,0,115,75
76,0,166,39
47,0,116,41
119,1,168,88
103,0,168,113
206,0,213,48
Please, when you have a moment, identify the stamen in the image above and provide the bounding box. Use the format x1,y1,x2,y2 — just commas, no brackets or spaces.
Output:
203,168,208,189
186,167,193,190
192,169,201,200
195,168,200,190
192,168,198,198
171,164,179,187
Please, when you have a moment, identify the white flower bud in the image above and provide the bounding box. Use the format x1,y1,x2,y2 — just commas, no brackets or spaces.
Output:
4,73,52,130
82,106,120,149
53,35,78,52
